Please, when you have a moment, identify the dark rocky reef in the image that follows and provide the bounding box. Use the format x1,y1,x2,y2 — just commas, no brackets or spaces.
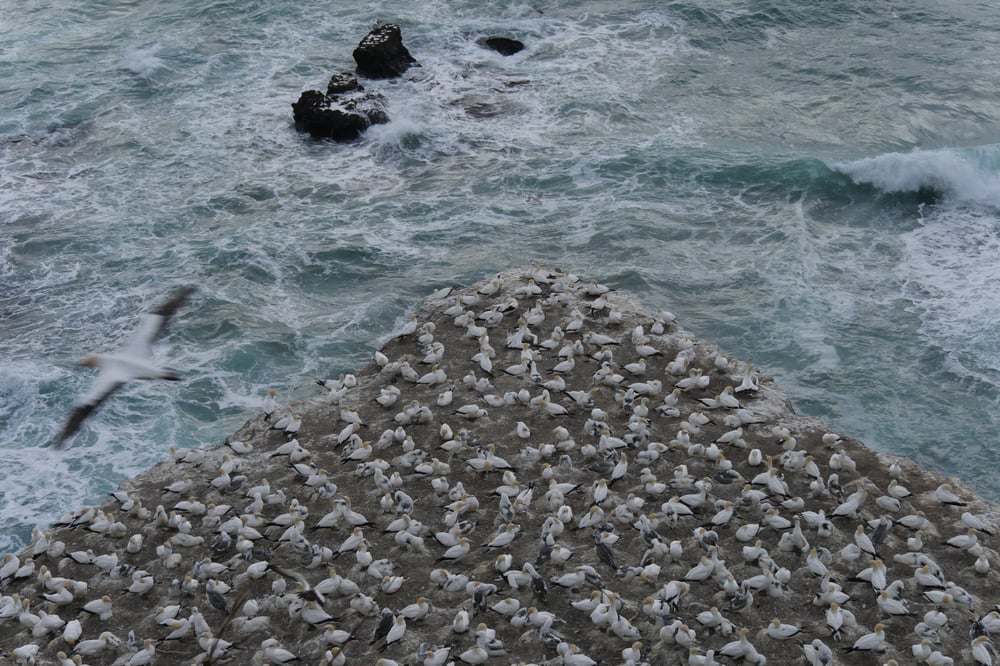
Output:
293,24,417,141
477,36,525,56
291,73,389,141
353,23,417,79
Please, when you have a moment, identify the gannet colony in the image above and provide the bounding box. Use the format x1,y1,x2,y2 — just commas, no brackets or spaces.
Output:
3,267,999,665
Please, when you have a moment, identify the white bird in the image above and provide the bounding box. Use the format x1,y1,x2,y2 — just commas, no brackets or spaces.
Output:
399,596,432,621
375,386,401,407
846,623,886,653
854,525,877,556
32,610,65,637
887,479,911,499
437,538,471,563
63,618,83,645
301,600,338,626
766,618,801,640
802,639,833,666
458,645,489,664
418,365,447,385
962,512,995,535
11,645,40,663
623,358,647,375
556,642,597,666
877,590,910,616
321,624,354,646
972,635,995,665
456,404,488,420
550,353,576,374
419,644,453,666
945,528,979,550
261,638,298,664
831,489,867,519
540,396,570,416
452,609,471,634
911,639,933,662
935,483,966,506
128,639,156,665
485,524,519,549
82,594,113,621
56,286,195,447
75,631,119,656
734,364,759,392
683,557,715,583
718,627,754,659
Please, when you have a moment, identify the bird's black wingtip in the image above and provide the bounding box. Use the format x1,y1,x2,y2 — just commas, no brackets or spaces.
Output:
153,285,197,317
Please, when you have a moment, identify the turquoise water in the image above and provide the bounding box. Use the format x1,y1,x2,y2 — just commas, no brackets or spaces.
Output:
3,0,1000,552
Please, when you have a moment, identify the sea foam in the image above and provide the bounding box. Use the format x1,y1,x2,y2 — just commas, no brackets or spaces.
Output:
835,145,1000,208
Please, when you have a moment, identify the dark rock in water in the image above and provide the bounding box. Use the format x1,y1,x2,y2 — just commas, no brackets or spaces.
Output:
291,74,389,141
353,23,417,79
326,72,363,96
464,101,503,118
477,36,525,56
290,25,412,141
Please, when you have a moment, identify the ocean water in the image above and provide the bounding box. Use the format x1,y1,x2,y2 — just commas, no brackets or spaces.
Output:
3,0,1000,553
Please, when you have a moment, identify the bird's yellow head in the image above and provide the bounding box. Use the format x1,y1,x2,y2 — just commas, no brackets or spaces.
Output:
80,354,100,367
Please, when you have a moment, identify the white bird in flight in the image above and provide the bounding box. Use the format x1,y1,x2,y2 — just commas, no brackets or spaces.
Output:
55,286,195,448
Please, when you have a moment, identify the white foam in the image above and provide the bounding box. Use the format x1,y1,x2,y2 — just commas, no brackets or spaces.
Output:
0,242,12,278
836,148,1000,387
901,205,1000,385
122,44,166,77
835,146,1000,208
368,115,428,150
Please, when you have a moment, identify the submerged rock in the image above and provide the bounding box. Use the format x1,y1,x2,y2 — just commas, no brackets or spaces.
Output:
353,23,417,79
477,36,525,56
291,72,389,141
3,267,999,665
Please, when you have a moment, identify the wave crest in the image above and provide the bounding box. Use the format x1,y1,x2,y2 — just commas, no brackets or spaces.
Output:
834,146,1000,207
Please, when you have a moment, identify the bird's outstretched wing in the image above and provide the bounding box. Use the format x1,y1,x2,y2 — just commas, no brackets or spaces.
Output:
55,375,126,449
124,286,196,358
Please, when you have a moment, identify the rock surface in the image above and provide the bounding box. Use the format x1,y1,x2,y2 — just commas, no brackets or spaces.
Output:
353,23,417,80
290,73,389,141
2,266,999,665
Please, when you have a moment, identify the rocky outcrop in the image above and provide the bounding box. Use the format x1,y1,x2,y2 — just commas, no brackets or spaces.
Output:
353,23,417,79
477,36,525,56
292,22,417,141
291,73,389,141
3,267,999,665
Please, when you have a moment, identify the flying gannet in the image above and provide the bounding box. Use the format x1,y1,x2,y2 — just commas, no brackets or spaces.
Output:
55,286,195,448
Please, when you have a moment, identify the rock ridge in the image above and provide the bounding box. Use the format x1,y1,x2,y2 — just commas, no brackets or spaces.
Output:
2,266,999,665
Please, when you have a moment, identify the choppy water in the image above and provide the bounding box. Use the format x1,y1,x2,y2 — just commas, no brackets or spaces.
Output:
3,0,1000,552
